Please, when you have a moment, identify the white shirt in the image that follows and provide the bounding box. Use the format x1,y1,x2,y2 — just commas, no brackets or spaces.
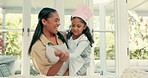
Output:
68,34,90,76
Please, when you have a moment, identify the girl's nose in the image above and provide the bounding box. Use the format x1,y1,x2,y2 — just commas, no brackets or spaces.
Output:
73,27,77,30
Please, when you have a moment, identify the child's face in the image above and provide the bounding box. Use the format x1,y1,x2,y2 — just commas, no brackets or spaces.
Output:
71,17,86,38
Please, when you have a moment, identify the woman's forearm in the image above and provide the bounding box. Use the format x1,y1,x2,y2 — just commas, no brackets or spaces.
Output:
47,51,69,76
63,69,69,76
46,60,64,76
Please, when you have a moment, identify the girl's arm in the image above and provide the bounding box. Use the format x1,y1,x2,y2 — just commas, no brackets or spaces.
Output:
69,40,89,59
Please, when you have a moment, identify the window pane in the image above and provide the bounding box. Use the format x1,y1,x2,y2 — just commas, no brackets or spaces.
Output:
31,0,54,30
5,14,22,29
105,1,115,30
5,32,22,56
129,16,148,72
0,31,21,76
64,0,87,30
94,32,115,74
129,17,148,60
93,0,115,75
93,0,115,30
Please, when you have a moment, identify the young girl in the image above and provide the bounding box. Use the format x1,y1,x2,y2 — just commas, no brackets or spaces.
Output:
67,5,94,76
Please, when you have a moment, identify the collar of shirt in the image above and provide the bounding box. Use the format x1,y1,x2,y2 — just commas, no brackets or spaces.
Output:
39,34,63,46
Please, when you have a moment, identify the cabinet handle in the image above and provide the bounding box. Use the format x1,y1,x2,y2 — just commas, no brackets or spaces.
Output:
27,28,30,36
22,28,24,36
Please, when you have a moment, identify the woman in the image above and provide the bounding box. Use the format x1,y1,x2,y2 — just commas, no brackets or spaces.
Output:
28,7,69,76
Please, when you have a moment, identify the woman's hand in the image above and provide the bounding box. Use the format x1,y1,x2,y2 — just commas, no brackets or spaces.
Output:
55,51,69,62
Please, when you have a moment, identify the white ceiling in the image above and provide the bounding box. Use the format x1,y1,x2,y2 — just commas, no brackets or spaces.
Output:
128,0,148,16
0,0,148,16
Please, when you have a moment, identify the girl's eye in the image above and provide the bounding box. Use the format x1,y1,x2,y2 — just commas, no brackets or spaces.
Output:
77,25,81,28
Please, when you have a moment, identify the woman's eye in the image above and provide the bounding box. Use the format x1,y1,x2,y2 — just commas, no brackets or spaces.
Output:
71,25,75,27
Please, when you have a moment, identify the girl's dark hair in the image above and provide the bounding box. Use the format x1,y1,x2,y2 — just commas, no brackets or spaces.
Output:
28,7,66,55
67,17,94,47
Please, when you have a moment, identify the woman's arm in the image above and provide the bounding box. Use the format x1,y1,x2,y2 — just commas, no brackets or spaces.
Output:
46,60,64,76
63,69,69,76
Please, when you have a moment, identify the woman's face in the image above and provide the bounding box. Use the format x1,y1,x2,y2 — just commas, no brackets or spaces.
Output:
42,12,60,35
71,17,86,39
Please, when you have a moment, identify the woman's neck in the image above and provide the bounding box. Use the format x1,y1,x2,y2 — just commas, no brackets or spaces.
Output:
43,28,58,45
44,32,58,45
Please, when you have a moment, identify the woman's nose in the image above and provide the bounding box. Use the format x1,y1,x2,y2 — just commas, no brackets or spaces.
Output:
57,22,60,26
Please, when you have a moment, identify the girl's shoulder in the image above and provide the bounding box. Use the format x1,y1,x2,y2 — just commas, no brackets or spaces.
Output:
78,34,88,41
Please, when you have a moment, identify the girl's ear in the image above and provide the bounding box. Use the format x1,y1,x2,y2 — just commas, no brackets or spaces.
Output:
68,25,72,32
83,25,87,30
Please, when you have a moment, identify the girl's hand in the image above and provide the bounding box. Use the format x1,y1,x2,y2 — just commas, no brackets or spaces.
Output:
55,51,62,56
60,52,69,62
55,51,69,62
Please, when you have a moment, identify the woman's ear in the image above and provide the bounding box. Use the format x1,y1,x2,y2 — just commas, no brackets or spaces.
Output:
41,19,47,25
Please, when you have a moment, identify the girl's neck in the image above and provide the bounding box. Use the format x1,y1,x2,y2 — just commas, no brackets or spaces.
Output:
72,34,82,40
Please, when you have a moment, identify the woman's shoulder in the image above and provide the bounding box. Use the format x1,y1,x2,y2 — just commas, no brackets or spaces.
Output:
31,40,46,57
32,39,45,50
